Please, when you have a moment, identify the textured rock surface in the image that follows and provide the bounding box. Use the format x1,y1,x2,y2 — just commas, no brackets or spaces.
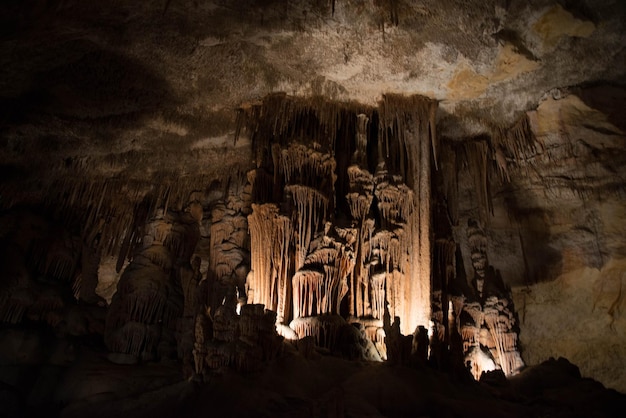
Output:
0,0,625,411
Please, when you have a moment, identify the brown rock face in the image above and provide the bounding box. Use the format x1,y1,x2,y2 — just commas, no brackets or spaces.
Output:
0,1,625,413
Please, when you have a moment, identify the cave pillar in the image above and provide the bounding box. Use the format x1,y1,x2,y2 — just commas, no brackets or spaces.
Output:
382,95,436,336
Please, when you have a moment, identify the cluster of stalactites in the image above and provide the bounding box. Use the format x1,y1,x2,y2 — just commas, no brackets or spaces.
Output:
235,93,374,161
493,115,544,179
279,143,337,190
292,233,355,319
247,203,292,323
439,114,542,226
243,93,440,343
364,230,406,274
346,165,374,221
482,298,525,376
287,184,331,272
345,165,414,326
0,175,217,314
458,297,524,379
374,172,414,229
36,177,211,263
467,220,488,259
378,93,439,175
104,207,199,360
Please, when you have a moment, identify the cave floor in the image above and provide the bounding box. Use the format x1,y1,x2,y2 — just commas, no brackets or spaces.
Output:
6,340,620,418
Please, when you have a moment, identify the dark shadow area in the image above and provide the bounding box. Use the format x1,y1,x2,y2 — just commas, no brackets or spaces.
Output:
0,41,175,131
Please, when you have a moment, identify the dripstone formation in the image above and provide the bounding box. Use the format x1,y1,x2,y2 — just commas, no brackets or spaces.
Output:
1,1,626,416
75,93,526,379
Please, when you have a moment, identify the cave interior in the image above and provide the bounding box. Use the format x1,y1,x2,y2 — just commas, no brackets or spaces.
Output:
0,1,625,417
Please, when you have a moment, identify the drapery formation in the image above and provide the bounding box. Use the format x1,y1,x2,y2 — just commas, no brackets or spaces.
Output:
240,93,438,348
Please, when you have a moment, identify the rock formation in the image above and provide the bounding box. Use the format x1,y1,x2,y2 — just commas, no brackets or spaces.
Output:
0,1,625,416
104,200,201,363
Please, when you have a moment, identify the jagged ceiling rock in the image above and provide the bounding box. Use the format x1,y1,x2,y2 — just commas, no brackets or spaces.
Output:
1,1,624,176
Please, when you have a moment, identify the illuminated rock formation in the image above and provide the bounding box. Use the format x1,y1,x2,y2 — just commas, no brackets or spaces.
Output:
247,202,291,320
456,220,525,379
235,94,439,355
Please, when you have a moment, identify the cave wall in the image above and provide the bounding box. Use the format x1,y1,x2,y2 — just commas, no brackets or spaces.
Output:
450,88,626,392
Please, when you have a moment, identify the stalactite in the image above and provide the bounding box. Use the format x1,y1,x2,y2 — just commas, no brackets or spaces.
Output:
287,184,330,272
374,174,414,228
280,144,336,188
105,206,196,361
247,203,278,310
493,114,544,172
353,114,370,166
0,289,32,324
370,272,386,321
461,140,492,223
247,203,292,322
379,93,438,334
293,235,355,320
439,142,459,225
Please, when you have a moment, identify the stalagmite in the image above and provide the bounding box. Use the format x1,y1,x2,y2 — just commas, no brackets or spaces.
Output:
455,221,524,378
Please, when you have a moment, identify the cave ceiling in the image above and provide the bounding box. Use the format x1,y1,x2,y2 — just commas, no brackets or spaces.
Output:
0,0,624,187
